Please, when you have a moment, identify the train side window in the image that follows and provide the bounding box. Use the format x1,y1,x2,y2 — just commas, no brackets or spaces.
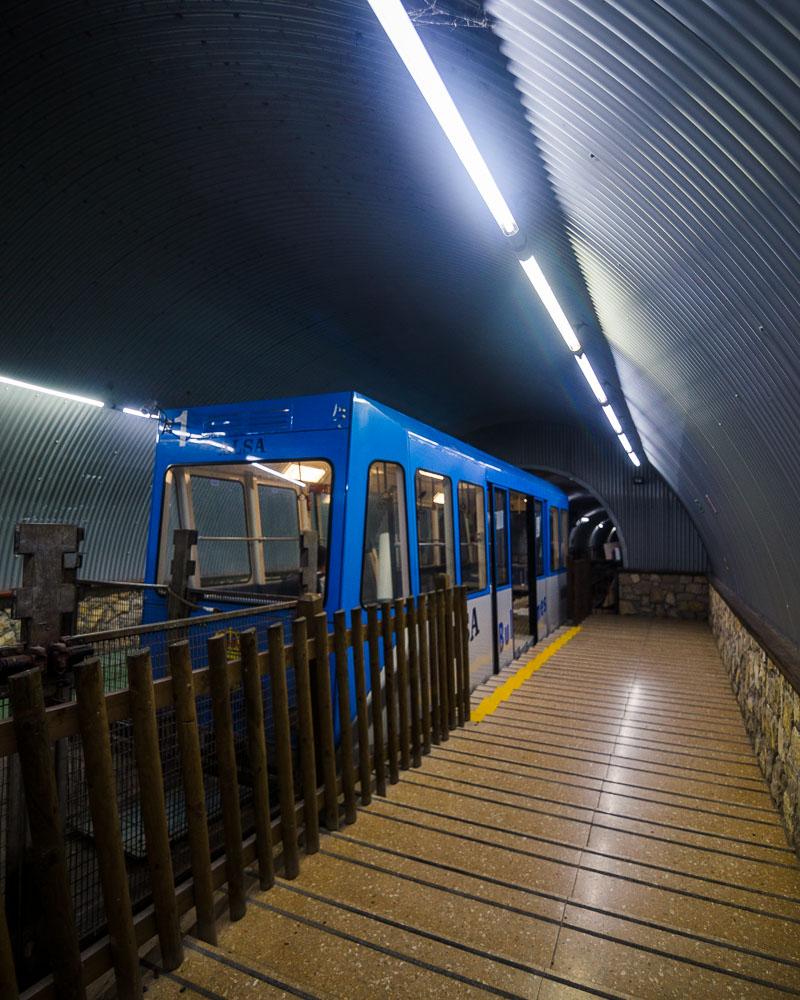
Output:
534,499,544,577
549,505,559,572
560,508,569,569
415,470,454,593
493,486,509,587
190,474,251,585
457,482,487,593
362,461,410,604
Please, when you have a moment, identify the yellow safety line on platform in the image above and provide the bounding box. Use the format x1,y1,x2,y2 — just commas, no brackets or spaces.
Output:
470,625,582,723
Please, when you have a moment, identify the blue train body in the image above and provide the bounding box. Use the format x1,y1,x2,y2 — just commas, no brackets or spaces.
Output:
143,392,569,692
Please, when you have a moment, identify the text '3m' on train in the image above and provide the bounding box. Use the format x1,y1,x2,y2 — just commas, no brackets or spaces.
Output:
143,391,569,688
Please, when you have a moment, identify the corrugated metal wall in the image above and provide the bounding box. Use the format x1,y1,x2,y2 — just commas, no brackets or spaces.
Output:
0,386,156,586
484,0,800,647
470,421,707,574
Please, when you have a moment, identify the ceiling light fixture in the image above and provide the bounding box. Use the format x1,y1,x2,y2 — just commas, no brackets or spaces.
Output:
519,256,581,353
285,463,326,484
366,0,518,237
628,451,641,468
575,354,608,405
123,406,159,419
0,373,104,408
618,433,633,453
247,458,305,488
602,404,622,434
368,0,642,468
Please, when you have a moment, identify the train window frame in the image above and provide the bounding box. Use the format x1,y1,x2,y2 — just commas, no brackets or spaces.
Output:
457,480,488,594
534,498,544,578
157,458,333,598
257,481,301,577
414,468,455,594
559,508,569,571
188,471,252,586
549,505,560,573
360,460,411,606
492,486,509,588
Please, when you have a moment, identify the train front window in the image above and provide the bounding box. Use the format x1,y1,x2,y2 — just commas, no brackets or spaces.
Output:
560,508,569,569
158,459,332,596
361,461,410,605
457,482,487,593
415,470,454,593
190,475,250,584
258,484,300,577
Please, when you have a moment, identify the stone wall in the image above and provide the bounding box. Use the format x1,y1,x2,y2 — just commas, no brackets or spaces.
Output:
0,609,19,646
709,586,800,855
618,572,708,620
0,590,144,647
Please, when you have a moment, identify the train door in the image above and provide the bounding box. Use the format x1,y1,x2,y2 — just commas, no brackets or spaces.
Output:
534,499,545,639
510,491,536,657
488,485,512,674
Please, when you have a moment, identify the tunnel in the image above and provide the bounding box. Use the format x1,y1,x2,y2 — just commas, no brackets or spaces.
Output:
0,1,799,997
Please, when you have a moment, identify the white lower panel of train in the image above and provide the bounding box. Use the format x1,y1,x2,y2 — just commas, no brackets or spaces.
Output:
537,575,568,637
467,575,567,691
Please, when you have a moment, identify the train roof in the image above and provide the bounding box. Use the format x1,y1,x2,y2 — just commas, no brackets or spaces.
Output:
158,390,568,506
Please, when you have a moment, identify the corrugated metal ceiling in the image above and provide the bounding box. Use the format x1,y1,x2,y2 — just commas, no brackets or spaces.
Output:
486,0,800,644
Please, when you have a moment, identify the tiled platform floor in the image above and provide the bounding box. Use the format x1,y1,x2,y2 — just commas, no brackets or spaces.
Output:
145,617,800,999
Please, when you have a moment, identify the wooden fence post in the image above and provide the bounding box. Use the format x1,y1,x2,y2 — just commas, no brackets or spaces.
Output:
9,669,85,1000
366,605,386,797
239,629,274,890
312,611,339,831
406,597,421,768
127,650,184,971
292,616,319,854
427,592,440,746
333,612,357,825
207,634,246,921
417,594,432,755
435,588,449,741
73,659,140,999
0,897,17,1000
168,641,217,945
268,623,299,879
459,585,471,722
380,602,399,784
394,599,410,771
350,610,372,806
443,585,457,730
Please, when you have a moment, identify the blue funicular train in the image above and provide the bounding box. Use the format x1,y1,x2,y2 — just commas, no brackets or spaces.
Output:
142,392,569,688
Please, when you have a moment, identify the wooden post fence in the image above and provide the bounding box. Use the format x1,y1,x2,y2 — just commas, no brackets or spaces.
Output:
0,585,469,998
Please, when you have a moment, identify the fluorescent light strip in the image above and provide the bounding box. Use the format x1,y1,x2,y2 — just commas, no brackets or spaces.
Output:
123,406,159,419
369,0,641,469
602,404,622,434
0,373,103,408
575,354,608,405
618,432,633,453
628,451,641,468
247,458,305,488
367,0,518,237
519,257,581,353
